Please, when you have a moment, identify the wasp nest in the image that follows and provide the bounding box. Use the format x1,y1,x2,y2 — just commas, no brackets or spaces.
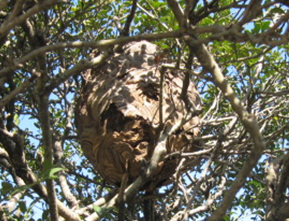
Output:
75,41,201,188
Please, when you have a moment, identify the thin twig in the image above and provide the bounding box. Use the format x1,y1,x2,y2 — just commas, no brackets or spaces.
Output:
0,0,58,40
120,0,137,37
35,62,58,220
0,30,182,78
184,37,266,221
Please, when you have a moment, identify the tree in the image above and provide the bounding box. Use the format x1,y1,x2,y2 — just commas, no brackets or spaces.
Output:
0,0,288,220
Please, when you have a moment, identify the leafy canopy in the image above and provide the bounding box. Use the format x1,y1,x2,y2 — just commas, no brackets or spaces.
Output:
0,0,288,221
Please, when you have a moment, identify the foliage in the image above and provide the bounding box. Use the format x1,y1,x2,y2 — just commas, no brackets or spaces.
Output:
0,0,288,221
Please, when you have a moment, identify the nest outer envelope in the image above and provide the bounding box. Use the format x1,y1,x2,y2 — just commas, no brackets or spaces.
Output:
76,41,202,189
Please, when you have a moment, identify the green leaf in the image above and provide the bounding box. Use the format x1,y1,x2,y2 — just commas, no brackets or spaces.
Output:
13,114,20,126
48,167,64,179
269,7,285,14
260,21,271,32
1,182,13,195
93,205,113,218
40,160,64,180
42,209,50,220
202,17,214,25
19,201,27,213
93,205,102,213
10,184,35,196
222,215,231,221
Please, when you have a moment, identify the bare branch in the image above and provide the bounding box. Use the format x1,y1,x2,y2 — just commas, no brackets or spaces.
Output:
188,176,226,216
35,82,58,219
120,0,138,37
0,75,36,109
0,204,7,221
137,2,170,31
46,50,111,93
184,36,266,220
0,51,110,109
0,30,182,78
54,140,79,209
0,145,81,221
0,0,58,42
239,0,263,25
167,0,185,27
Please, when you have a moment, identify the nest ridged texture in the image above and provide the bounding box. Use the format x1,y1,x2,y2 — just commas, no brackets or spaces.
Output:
76,41,201,187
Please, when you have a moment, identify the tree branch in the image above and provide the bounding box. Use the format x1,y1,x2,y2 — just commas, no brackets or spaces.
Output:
0,148,26,220
238,0,263,25
188,176,226,216
54,140,79,208
0,0,58,43
120,0,138,37
0,75,36,109
46,50,110,93
184,36,266,221
166,0,185,27
0,204,7,221
0,141,81,221
35,84,58,220
0,51,110,110
0,30,182,78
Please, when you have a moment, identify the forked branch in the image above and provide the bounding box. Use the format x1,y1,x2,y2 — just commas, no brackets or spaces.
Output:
184,36,266,220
